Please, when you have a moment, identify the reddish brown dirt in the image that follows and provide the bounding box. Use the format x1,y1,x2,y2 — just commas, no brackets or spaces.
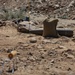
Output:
0,0,75,75
0,19,75,75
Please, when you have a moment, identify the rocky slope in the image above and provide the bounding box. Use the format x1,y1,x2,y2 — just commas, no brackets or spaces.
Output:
0,0,75,19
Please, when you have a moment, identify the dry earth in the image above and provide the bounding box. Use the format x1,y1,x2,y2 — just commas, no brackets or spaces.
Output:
0,0,75,75
0,0,75,19
0,18,75,75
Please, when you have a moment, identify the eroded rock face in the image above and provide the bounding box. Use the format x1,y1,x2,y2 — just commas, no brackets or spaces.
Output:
43,18,59,37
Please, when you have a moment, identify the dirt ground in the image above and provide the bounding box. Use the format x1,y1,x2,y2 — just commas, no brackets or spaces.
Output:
0,0,75,75
0,18,75,75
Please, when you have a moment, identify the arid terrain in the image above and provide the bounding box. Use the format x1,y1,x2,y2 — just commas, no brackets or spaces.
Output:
0,0,75,75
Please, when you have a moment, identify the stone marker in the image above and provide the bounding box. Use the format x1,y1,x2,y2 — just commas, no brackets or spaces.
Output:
43,18,59,37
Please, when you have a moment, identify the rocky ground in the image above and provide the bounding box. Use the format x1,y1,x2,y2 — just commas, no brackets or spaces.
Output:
0,0,75,75
0,18,74,75
0,0,75,19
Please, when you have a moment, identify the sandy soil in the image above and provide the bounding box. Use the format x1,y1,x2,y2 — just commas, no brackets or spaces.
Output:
0,0,75,75
0,19,75,75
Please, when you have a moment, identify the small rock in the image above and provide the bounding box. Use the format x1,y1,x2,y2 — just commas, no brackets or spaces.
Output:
7,49,13,53
30,37,37,43
50,59,55,63
24,44,29,47
66,9,70,12
48,50,58,57
58,45,67,49
6,36,10,37
17,52,20,55
54,4,60,8
42,39,51,43
28,56,35,61
67,54,75,59
27,52,33,56
37,45,43,49
72,38,75,42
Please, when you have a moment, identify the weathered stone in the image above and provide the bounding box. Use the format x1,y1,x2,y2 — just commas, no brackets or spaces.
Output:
24,44,29,47
50,59,55,63
54,4,60,9
58,45,67,49
28,56,35,61
67,54,75,59
30,37,37,43
18,21,35,32
43,18,59,37
42,39,51,43
37,45,43,49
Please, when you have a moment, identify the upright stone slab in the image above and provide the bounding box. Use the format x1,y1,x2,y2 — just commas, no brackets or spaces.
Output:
43,18,59,37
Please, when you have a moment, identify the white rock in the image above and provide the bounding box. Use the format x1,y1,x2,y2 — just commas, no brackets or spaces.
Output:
29,56,35,61
55,4,60,8
42,39,51,43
